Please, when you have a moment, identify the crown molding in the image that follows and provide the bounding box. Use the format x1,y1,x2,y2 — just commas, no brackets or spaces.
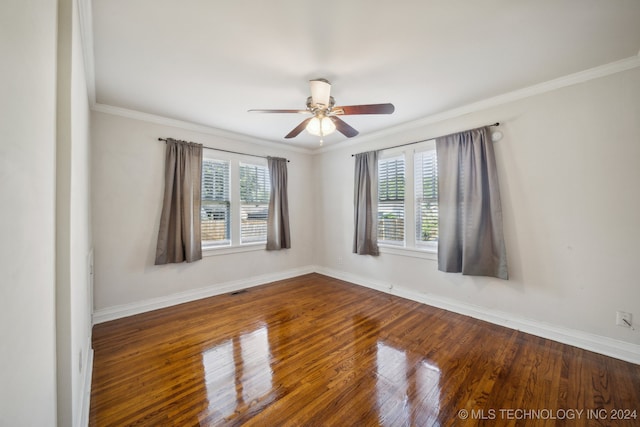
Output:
80,1,639,158
315,55,640,155
77,0,309,156
91,103,314,155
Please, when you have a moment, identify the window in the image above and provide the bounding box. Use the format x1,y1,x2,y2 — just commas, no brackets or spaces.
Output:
377,140,438,254
201,151,270,251
415,149,438,246
201,159,230,247
378,155,405,245
239,163,270,244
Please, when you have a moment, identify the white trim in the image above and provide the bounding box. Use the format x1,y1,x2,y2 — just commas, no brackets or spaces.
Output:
87,54,640,156
76,0,96,106
78,342,93,427
316,55,640,154
92,266,315,324
315,266,640,365
91,103,314,155
92,265,640,364
379,245,437,261
202,243,265,257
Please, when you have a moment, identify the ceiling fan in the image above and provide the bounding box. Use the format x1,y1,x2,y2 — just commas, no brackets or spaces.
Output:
248,78,395,144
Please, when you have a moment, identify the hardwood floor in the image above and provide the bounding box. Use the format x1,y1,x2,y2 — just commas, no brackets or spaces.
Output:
90,274,640,426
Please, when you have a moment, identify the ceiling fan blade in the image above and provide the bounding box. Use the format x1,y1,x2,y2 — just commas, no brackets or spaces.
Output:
248,109,309,114
329,116,359,138
309,79,331,107
284,117,313,139
333,103,395,115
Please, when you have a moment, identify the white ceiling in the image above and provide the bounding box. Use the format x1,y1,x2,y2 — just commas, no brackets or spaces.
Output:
91,0,640,149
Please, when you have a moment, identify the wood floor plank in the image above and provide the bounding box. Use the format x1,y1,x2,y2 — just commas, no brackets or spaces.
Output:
90,273,640,426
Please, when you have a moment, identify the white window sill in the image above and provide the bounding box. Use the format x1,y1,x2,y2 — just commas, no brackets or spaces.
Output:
378,244,438,261
202,243,265,257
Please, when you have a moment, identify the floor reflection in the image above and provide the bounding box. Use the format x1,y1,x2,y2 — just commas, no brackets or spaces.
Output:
376,343,410,425
376,342,441,426
240,327,272,404
202,339,235,422
198,313,443,425
414,358,442,426
201,325,273,423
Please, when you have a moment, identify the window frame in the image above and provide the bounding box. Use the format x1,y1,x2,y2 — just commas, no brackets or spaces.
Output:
376,140,438,259
377,152,406,246
239,162,270,245
414,144,438,252
201,149,270,255
201,158,231,249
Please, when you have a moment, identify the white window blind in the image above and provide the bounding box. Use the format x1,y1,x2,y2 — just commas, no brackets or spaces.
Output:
378,155,405,244
239,163,270,244
415,149,438,245
201,159,231,247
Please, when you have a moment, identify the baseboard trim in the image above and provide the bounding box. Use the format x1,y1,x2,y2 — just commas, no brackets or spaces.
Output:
79,345,93,427
92,265,639,364
315,266,640,365
92,266,315,324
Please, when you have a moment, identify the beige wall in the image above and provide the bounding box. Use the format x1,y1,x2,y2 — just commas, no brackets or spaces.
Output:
314,67,640,348
91,112,315,311
0,1,59,425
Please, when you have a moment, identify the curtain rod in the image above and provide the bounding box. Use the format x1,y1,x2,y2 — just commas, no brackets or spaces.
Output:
350,122,500,157
158,138,290,162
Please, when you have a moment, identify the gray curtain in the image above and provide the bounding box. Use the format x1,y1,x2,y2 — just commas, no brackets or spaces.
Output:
353,151,379,255
266,157,291,250
436,127,508,279
155,139,203,264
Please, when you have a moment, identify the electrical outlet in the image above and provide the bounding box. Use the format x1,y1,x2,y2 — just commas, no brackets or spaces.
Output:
616,311,632,328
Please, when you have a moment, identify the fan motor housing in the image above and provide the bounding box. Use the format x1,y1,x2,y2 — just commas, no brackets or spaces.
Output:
306,96,335,112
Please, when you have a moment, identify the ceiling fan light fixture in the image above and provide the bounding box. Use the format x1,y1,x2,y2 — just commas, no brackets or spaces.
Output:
309,79,331,107
306,116,336,137
249,78,394,141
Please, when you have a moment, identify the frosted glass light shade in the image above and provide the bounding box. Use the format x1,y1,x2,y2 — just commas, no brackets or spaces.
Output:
306,117,336,136
309,79,331,107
